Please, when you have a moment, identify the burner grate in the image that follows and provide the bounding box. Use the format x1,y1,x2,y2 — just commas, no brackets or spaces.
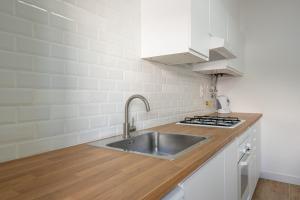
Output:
179,116,242,128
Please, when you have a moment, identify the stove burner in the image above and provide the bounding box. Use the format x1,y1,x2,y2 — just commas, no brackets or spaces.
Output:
178,116,242,128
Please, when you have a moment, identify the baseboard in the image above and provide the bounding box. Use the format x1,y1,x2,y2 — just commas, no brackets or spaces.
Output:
260,170,300,185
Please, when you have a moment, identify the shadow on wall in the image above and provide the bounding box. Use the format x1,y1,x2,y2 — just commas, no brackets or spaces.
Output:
218,0,300,185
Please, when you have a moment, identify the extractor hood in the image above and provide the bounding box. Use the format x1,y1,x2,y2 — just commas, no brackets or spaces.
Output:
192,59,243,77
209,36,236,61
193,32,244,77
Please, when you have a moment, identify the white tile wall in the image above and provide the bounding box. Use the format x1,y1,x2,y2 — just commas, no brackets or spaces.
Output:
0,0,214,162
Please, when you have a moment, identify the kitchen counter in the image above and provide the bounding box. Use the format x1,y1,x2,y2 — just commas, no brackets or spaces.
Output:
0,113,262,200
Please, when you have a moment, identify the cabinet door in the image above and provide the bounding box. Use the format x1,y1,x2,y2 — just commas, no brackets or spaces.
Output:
182,150,225,200
224,140,239,200
209,0,227,39
141,0,191,57
249,154,257,197
190,0,210,57
227,23,244,73
227,15,240,55
226,0,241,53
248,120,261,198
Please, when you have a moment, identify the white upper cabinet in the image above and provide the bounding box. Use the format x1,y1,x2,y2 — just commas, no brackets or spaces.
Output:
209,0,235,60
210,0,227,39
141,0,210,65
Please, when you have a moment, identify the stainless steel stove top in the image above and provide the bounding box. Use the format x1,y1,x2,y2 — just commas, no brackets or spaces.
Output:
177,115,245,128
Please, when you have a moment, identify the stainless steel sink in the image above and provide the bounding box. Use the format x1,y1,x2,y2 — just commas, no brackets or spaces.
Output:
89,131,208,160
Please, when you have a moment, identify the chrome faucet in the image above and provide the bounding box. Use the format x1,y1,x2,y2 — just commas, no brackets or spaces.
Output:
123,94,150,139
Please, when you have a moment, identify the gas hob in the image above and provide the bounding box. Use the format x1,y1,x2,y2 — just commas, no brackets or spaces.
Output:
177,115,245,128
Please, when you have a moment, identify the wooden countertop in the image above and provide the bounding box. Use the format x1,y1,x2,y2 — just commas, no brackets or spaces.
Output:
0,113,262,200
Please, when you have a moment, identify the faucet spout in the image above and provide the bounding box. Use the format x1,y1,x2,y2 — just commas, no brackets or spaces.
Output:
123,94,150,139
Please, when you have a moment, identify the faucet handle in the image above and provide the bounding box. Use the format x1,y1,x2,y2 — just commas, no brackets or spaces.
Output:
129,117,136,132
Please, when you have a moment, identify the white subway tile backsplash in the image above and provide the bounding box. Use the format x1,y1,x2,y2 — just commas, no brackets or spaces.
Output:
99,54,119,68
51,134,78,149
34,25,63,43
64,91,90,104
17,134,78,157
90,40,106,53
49,1,80,22
18,0,52,11
100,103,116,114
51,44,78,60
17,72,50,89
16,37,50,56
63,32,89,49
17,138,53,157
0,89,33,106
78,78,98,90
90,92,107,103
77,23,98,39
76,0,99,15
64,118,89,133
65,62,89,76
36,120,65,138
98,80,115,91
62,0,76,6
78,50,98,64
33,57,65,74
0,0,213,163
0,144,16,162
90,116,108,128
89,66,107,79
79,130,100,144
0,31,15,51
108,92,123,103
0,13,33,36
109,114,123,126
18,106,50,122
0,51,33,71
33,90,66,105
16,0,49,24
0,71,15,88
0,123,36,145
0,107,16,124
0,0,14,14
107,69,123,80
50,12,76,32
50,105,77,119
52,75,77,89
79,104,99,116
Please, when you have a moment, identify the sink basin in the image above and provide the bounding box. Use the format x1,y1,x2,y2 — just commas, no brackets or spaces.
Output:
89,132,208,160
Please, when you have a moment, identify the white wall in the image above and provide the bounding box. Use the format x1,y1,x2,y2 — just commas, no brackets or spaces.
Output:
0,0,213,162
219,0,300,185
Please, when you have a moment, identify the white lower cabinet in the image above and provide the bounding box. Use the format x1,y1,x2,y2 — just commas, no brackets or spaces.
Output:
179,139,238,200
249,120,261,199
249,153,257,198
181,149,225,200
163,120,261,200
224,140,239,200
254,121,261,184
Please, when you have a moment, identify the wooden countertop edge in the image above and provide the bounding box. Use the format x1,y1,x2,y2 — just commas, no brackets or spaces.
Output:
141,113,263,200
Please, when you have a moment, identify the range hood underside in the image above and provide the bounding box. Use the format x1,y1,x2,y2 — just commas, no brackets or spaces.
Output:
192,60,242,77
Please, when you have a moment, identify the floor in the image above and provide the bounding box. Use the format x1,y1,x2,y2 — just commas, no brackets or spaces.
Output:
252,179,300,200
